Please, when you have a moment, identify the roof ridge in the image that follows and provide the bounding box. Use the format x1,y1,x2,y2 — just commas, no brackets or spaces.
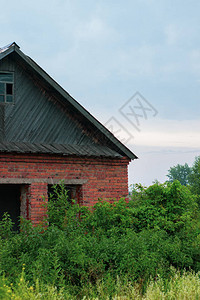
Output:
0,42,19,54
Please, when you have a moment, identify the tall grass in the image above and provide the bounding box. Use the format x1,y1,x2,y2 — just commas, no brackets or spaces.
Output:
0,270,199,299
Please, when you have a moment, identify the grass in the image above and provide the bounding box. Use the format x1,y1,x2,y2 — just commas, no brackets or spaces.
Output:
0,269,199,299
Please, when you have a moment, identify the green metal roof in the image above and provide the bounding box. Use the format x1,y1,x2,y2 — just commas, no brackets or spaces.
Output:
0,43,137,160
0,141,122,158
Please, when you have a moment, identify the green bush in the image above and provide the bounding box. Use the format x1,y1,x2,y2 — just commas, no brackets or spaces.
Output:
188,156,200,206
130,181,198,233
0,181,199,297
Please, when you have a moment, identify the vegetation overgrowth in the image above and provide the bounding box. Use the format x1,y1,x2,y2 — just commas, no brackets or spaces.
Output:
166,155,200,205
0,269,200,299
0,180,200,299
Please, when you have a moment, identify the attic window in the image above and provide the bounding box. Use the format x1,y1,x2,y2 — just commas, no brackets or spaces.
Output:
0,72,14,103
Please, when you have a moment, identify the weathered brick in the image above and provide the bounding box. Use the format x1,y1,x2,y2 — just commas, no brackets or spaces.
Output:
0,153,130,224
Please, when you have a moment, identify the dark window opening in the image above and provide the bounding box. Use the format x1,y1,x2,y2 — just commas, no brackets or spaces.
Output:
48,184,72,204
0,72,14,103
48,184,82,204
6,83,13,95
0,184,21,231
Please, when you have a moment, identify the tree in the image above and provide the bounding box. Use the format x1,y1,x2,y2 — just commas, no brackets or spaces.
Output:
130,181,197,234
188,156,200,197
167,163,191,186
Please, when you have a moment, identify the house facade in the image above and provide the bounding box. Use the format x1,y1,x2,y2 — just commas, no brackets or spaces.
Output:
0,43,137,228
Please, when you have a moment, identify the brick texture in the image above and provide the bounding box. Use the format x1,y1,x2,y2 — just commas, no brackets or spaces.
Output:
0,153,130,225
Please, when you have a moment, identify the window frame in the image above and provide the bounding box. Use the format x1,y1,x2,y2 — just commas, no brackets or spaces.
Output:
0,71,14,104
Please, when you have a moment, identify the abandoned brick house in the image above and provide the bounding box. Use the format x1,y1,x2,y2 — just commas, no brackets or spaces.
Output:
0,42,137,228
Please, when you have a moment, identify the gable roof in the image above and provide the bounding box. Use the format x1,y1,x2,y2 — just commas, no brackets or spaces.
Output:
0,43,137,160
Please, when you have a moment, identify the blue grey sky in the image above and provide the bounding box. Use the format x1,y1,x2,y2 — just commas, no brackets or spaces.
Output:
1,0,200,185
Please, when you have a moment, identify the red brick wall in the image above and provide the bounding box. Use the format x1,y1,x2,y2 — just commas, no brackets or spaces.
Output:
0,153,130,225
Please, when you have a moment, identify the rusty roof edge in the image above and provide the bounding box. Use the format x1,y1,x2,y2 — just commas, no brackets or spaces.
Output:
0,44,138,160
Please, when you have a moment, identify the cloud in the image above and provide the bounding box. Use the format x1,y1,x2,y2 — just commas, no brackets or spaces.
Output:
189,49,200,74
128,119,200,147
164,24,183,46
115,44,160,77
128,144,199,186
102,117,200,148
74,17,116,42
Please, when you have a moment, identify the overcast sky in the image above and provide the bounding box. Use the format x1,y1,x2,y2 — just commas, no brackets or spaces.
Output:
1,0,200,186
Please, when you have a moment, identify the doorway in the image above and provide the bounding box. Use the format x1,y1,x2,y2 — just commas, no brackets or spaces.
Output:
0,184,21,231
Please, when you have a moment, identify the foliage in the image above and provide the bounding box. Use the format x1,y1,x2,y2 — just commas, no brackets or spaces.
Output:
188,156,200,202
143,269,200,300
44,182,72,229
166,163,191,186
0,213,14,239
0,269,200,299
0,181,199,298
130,180,198,233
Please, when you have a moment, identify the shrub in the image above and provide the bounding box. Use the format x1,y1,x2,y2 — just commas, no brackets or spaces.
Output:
0,181,199,296
130,181,198,234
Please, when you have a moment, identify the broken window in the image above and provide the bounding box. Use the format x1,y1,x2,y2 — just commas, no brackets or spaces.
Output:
48,184,82,204
0,72,14,103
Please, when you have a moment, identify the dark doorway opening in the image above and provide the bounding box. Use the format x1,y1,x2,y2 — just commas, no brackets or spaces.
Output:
0,184,21,231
